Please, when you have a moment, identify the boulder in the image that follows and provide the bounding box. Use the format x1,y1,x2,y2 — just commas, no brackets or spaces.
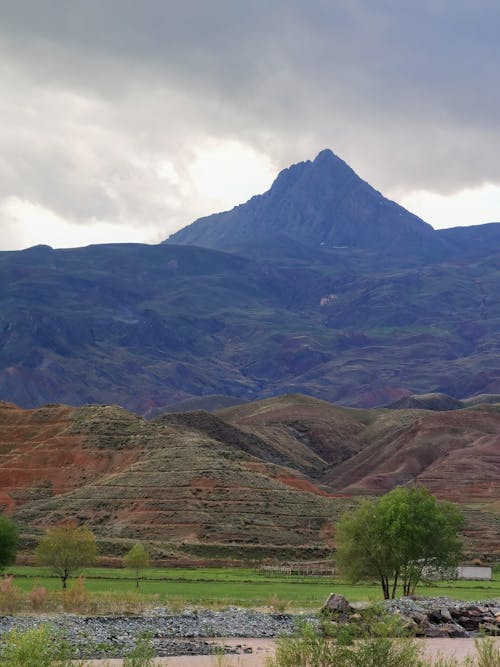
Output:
479,623,499,635
321,594,353,616
446,624,469,638
457,615,479,631
424,624,449,638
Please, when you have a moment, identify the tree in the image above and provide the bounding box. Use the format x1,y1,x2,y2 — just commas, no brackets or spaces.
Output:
335,487,463,599
123,543,149,588
35,524,97,589
0,516,18,571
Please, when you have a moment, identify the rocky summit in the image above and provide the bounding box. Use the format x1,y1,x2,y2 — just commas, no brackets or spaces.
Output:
166,149,441,257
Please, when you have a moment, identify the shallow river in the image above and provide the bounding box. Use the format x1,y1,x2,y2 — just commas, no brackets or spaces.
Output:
82,636,500,666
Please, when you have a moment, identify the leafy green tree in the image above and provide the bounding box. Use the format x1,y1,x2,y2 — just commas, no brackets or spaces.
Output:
35,524,97,589
335,487,463,599
0,516,18,571
123,543,150,589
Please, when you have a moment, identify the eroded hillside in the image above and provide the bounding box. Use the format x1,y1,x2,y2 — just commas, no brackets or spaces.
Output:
1,396,499,558
0,401,344,559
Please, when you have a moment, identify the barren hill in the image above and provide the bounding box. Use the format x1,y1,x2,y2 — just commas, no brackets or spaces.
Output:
220,395,500,556
324,407,500,503
217,394,373,475
0,401,343,559
0,401,142,512
218,394,500,503
1,396,498,558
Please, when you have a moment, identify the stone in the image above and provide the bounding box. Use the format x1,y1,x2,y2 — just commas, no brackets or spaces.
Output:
439,607,453,623
321,594,353,616
424,625,449,638
448,607,462,619
479,623,499,636
446,624,469,638
427,610,444,624
411,612,428,625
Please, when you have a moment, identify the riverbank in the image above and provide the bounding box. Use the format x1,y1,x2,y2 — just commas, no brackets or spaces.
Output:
0,597,498,661
82,637,500,666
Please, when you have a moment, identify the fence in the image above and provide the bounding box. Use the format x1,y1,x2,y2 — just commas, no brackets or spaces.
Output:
258,562,336,577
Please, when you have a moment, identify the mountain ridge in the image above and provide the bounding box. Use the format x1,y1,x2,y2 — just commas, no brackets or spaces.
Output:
2,150,500,411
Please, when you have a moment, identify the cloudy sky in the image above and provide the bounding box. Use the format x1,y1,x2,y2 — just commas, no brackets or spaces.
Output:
1,0,500,250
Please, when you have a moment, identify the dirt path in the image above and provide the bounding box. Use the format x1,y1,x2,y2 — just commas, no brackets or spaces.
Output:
82,636,500,666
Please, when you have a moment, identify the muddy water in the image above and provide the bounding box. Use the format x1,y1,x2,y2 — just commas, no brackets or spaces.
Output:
82,636,500,666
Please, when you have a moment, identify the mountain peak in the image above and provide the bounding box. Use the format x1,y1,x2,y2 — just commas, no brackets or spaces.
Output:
166,149,441,258
313,148,343,164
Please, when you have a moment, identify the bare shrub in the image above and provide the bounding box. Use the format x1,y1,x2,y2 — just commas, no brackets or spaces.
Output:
0,575,23,614
62,575,90,613
27,584,49,611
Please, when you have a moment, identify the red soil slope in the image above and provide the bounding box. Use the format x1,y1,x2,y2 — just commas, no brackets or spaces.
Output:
325,408,500,502
1,397,498,556
0,402,141,512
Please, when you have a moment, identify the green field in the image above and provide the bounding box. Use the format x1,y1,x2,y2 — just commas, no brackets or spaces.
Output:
7,566,500,609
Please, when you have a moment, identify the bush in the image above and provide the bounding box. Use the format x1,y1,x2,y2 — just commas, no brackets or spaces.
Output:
268,594,288,612
0,575,23,614
351,637,424,667
0,515,18,570
266,622,425,667
0,625,83,667
62,575,90,612
27,585,49,611
123,633,155,667
475,636,500,667
321,603,412,644
267,626,500,667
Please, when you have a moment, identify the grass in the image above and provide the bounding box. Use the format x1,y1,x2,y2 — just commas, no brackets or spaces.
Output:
266,624,500,667
4,566,500,609
0,625,83,666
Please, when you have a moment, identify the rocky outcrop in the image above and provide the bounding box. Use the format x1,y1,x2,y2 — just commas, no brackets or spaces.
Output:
386,597,500,638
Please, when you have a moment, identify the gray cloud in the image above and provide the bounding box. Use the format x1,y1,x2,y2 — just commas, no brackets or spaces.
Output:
1,0,499,246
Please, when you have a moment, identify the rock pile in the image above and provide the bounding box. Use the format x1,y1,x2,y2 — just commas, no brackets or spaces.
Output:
321,594,500,638
385,597,500,638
